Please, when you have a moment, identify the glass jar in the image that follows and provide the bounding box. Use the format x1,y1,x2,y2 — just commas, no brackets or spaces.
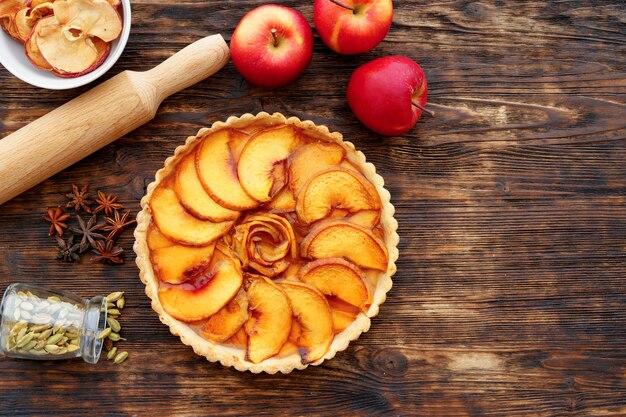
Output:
0,283,107,364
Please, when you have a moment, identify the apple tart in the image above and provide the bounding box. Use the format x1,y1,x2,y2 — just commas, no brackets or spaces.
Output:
134,112,398,373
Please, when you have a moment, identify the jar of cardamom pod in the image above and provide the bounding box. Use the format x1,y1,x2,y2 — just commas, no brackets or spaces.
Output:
0,283,107,364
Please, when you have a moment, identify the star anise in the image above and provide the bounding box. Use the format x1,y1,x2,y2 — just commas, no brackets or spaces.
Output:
91,240,123,264
71,214,106,252
102,210,136,241
44,206,70,237
93,191,124,215
56,235,81,263
65,184,93,213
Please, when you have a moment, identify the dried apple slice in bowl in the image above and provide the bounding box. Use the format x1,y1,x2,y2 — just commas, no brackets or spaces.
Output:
0,0,131,89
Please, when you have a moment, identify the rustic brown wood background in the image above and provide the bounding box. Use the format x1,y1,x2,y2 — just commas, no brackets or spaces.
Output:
1,0,625,416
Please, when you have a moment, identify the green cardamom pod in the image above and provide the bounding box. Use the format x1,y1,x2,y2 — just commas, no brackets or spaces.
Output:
108,332,121,341
107,347,118,360
106,317,121,333
44,344,63,354
15,332,34,348
15,327,28,342
39,329,53,340
97,328,112,339
106,292,124,303
113,351,128,364
22,340,37,351
46,333,64,345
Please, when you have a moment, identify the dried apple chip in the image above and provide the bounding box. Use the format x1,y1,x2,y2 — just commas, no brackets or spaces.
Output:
0,0,27,19
0,0,28,40
30,0,55,8
30,0,121,75
24,15,53,70
14,2,54,42
36,18,100,74
1,15,21,41
53,0,121,42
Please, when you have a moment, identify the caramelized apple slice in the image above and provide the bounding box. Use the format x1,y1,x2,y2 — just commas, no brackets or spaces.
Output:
238,125,301,202
331,309,357,333
151,243,216,285
296,167,381,225
148,224,216,285
347,209,381,228
174,152,240,222
149,180,234,246
301,220,389,271
232,213,297,278
201,289,249,342
279,282,333,364
196,129,259,210
266,186,296,212
146,222,174,250
289,142,345,194
244,276,292,364
226,327,248,349
158,250,243,322
298,258,369,311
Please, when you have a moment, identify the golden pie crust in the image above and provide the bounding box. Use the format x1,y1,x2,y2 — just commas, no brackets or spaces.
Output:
133,112,399,373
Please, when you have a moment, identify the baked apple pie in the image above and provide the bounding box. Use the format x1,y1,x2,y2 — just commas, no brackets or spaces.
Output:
134,112,398,373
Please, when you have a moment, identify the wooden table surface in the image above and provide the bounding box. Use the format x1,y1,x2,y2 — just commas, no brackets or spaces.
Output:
1,1,625,416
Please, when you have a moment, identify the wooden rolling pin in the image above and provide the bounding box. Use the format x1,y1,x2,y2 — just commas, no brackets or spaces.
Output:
0,34,230,206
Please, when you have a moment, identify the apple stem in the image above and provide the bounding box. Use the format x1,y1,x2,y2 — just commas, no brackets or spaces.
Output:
412,101,436,117
271,28,279,47
329,0,356,13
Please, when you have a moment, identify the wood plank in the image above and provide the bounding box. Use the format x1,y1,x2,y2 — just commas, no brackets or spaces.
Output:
0,0,625,416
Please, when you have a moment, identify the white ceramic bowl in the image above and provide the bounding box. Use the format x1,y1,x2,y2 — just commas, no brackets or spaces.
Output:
0,0,131,90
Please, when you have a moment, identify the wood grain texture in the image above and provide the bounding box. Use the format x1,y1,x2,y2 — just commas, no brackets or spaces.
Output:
0,1,625,416
0,34,229,205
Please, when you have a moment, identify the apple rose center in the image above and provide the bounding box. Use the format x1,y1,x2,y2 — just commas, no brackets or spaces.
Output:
231,213,298,278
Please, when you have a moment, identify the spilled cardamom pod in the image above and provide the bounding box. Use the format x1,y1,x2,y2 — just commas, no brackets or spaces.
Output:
106,292,124,303
113,351,128,364
107,317,121,333
108,332,123,342
107,347,118,360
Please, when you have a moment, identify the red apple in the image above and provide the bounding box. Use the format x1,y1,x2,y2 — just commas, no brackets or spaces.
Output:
347,56,430,136
314,0,392,55
231,5,314,88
